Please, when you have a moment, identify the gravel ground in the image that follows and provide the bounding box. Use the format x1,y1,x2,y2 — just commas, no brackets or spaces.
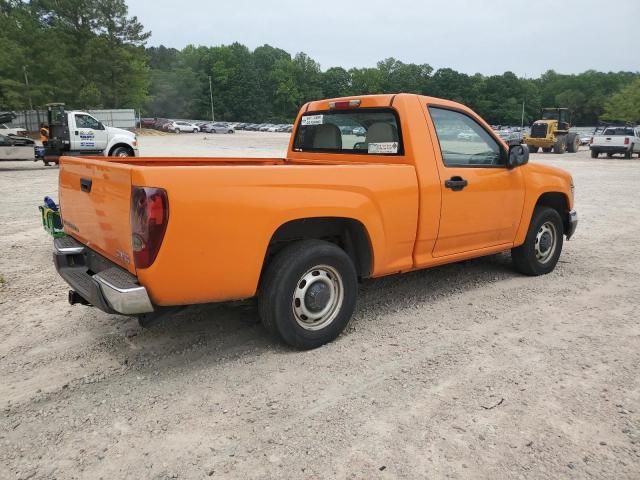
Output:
1,133,639,479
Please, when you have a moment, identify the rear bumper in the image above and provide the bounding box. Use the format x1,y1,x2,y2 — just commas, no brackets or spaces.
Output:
566,210,578,240
53,236,153,315
590,145,627,153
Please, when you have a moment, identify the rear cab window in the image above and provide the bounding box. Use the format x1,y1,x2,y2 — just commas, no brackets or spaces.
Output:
294,109,403,155
603,127,634,136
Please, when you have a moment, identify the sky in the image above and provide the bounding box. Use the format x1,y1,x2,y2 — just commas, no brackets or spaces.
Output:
127,0,640,77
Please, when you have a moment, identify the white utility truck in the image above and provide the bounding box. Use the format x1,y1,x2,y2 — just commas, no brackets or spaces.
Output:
43,103,138,164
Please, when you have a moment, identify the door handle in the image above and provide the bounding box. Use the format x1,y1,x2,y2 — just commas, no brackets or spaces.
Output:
74,131,79,136
80,178,92,193
444,176,468,191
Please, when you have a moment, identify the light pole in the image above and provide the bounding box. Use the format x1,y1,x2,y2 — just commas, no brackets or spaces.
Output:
23,65,33,111
208,75,215,122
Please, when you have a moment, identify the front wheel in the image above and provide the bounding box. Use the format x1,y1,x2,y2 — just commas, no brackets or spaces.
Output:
258,240,358,350
591,149,599,158
511,207,564,276
110,146,132,157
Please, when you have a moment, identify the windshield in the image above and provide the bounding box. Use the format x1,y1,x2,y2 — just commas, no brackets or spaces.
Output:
294,109,402,155
541,111,559,121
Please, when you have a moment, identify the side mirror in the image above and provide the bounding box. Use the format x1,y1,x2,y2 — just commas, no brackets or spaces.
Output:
508,144,530,168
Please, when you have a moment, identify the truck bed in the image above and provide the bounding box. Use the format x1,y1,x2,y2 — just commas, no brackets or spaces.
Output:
58,155,419,305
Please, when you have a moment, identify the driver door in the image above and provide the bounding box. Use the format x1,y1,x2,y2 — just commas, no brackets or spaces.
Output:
71,113,108,152
427,106,525,257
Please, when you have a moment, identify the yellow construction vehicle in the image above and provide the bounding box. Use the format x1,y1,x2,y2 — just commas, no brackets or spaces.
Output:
524,108,579,154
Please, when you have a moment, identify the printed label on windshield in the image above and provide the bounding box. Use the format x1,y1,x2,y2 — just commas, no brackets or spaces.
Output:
301,115,324,126
368,142,398,154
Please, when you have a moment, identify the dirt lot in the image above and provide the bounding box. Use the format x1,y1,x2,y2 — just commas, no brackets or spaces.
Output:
1,133,639,479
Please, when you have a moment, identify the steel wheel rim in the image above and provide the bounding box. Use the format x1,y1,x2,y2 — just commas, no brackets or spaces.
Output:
292,265,344,331
535,221,557,264
117,150,129,157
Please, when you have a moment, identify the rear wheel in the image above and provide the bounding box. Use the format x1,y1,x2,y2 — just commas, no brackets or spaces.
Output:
193,128,198,133
512,207,564,276
625,146,633,159
590,149,599,158
566,133,579,153
174,128,180,134
528,145,539,154
553,136,566,154
258,240,358,350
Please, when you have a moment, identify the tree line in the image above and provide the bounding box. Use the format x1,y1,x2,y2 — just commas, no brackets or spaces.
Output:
2,0,639,126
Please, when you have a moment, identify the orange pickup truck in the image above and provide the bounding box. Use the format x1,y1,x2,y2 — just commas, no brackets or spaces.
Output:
53,94,577,349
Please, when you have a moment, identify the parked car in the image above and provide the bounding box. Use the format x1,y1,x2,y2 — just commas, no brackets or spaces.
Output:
202,122,235,134
169,121,200,133
153,118,169,130
0,123,28,137
590,125,640,159
579,133,592,145
352,126,366,136
140,118,155,128
52,93,576,350
0,133,35,160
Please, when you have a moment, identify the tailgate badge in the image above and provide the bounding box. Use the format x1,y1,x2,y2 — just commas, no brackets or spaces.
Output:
116,250,130,264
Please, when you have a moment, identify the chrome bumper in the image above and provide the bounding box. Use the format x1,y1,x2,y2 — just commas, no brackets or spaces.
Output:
53,236,154,315
566,210,578,240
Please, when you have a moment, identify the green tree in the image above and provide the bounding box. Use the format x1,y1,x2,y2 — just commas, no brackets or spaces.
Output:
602,78,640,123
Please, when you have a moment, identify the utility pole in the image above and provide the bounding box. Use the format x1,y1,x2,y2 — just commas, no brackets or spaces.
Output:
521,100,525,130
23,65,33,111
208,75,215,122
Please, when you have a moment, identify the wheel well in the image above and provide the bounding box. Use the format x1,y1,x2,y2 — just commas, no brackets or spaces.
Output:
536,192,569,232
263,217,373,279
108,143,134,156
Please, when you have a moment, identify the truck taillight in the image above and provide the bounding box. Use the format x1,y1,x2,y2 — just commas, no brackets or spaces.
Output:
624,137,630,145
131,187,168,269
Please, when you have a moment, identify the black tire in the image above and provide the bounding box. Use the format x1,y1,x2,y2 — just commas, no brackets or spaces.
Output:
110,146,132,157
624,146,633,159
606,153,613,158
511,207,564,276
258,240,358,350
193,129,198,133
528,145,539,154
553,136,566,154
542,147,552,153
590,149,599,159
566,132,579,153
174,128,180,134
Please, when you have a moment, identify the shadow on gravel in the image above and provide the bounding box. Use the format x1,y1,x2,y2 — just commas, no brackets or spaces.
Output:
115,252,518,363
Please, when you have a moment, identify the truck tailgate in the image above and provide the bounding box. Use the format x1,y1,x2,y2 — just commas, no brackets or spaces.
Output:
58,157,135,274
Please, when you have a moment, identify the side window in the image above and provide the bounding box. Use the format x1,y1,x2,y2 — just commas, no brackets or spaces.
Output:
428,107,503,167
75,114,101,129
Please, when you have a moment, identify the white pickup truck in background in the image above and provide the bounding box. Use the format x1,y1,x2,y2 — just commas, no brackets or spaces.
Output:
590,126,640,159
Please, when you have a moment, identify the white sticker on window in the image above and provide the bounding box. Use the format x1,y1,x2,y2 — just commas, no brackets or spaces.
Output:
368,142,398,154
301,115,324,126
